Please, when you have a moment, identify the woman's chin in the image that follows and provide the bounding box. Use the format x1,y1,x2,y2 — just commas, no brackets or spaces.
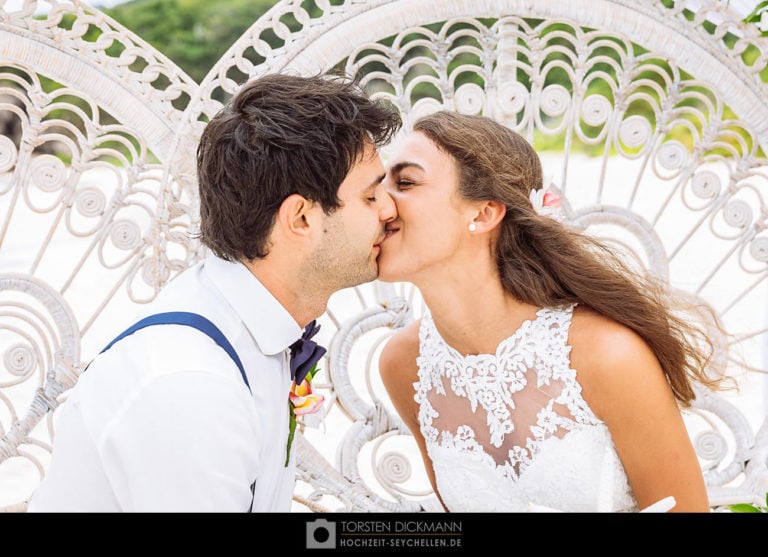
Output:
375,267,401,283
376,248,414,283
375,258,403,283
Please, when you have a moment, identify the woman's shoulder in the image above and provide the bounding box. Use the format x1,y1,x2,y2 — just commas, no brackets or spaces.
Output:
379,318,422,379
568,304,665,416
569,304,652,361
378,319,423,425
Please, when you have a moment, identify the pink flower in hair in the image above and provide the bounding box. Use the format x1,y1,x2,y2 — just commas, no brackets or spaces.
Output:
529,187,564,222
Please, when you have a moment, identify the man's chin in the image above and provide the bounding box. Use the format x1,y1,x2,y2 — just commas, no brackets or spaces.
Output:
345,263,379,289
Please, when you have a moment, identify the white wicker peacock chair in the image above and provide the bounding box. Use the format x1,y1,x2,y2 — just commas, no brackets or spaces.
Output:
1,0,767,512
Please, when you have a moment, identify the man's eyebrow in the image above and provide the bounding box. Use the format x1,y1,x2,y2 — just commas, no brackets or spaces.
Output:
388,161,424,174
366,173,386,189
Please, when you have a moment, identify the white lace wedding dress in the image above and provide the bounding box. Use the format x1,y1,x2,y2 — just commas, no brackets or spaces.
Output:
415,304,640,512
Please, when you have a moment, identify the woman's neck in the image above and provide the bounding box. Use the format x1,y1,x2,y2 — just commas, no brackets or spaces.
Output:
414,262,538,356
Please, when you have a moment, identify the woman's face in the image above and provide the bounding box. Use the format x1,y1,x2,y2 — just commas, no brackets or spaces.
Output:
377,131,477,283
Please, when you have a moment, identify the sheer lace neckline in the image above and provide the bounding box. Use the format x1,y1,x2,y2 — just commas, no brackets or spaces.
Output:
425,306,555,360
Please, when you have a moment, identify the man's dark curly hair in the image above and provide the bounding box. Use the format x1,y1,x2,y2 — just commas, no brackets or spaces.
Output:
196,72,402,261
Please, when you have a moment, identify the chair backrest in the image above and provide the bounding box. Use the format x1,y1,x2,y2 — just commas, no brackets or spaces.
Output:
1,0,767,512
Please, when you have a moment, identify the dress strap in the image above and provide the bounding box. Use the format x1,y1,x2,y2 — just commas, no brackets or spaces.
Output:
539,304,577,343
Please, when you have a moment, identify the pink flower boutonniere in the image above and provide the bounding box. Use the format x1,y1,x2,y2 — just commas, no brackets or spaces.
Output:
285,363,325,466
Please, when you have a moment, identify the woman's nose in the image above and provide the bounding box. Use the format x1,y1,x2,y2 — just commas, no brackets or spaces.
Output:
378,186,398,222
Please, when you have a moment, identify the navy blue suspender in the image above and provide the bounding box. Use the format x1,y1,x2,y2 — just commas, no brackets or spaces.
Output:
98,311,256,510
100,311,250,391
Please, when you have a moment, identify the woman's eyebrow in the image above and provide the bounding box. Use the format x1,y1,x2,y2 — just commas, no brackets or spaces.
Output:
388,161,424,173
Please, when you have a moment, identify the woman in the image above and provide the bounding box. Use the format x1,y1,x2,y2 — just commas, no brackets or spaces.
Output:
377,110,725,512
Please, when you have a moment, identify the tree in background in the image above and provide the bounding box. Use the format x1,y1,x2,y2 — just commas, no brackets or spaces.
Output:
104,0,279,83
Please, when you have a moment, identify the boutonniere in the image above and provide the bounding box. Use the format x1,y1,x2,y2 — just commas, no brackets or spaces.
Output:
285,363,325,466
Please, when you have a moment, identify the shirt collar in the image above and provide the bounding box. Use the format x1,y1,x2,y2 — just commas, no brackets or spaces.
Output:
203,254,302,356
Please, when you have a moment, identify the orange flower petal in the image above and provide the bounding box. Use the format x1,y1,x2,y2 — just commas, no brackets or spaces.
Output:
292,394,325,415
291,379,311,397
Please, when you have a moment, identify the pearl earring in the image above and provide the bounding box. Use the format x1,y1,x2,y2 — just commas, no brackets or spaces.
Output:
468,223,477,232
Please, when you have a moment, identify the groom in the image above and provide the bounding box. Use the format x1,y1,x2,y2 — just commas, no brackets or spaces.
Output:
28,73,402,512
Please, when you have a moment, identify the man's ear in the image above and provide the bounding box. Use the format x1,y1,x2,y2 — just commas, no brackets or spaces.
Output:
469,200,506,233
276,193,314,240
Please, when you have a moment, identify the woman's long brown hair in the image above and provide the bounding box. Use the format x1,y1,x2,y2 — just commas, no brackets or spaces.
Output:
414,110,725,406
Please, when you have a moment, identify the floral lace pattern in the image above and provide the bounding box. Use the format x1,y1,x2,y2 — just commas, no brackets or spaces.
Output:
414,305,638,512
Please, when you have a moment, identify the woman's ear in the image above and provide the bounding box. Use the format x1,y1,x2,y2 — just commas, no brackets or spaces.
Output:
469,200,506,233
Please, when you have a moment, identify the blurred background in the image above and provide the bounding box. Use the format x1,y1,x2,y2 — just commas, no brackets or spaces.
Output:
1,0,766,512
5,0,767,86
8,0,287,83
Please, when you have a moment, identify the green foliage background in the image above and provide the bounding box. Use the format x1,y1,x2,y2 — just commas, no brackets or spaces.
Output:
3,0,762,161
102,0,280,83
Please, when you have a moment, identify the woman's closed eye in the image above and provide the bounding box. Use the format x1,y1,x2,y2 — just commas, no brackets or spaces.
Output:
395,179,415,189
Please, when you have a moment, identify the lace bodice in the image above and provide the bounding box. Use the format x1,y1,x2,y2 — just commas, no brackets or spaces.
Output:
415,305,639,512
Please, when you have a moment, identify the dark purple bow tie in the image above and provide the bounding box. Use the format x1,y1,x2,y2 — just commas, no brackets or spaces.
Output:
289,320,327,385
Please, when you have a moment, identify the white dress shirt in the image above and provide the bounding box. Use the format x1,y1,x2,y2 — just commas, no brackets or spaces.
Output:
28,255,303,512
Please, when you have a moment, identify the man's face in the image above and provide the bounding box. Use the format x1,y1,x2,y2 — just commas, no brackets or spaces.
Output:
308,141,397,289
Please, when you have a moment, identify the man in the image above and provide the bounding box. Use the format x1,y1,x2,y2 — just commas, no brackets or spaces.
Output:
27,73,402,511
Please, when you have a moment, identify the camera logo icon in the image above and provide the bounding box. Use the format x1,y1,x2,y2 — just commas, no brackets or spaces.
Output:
306,518,336,549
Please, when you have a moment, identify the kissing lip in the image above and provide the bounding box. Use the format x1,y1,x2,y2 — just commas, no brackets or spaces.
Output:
381,224,400,243
374,225,399,248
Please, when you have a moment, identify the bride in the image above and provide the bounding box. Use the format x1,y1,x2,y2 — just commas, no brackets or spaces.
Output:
376,110,725,512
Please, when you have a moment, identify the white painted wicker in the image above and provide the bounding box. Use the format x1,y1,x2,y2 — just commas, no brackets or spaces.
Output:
1,0,766,512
